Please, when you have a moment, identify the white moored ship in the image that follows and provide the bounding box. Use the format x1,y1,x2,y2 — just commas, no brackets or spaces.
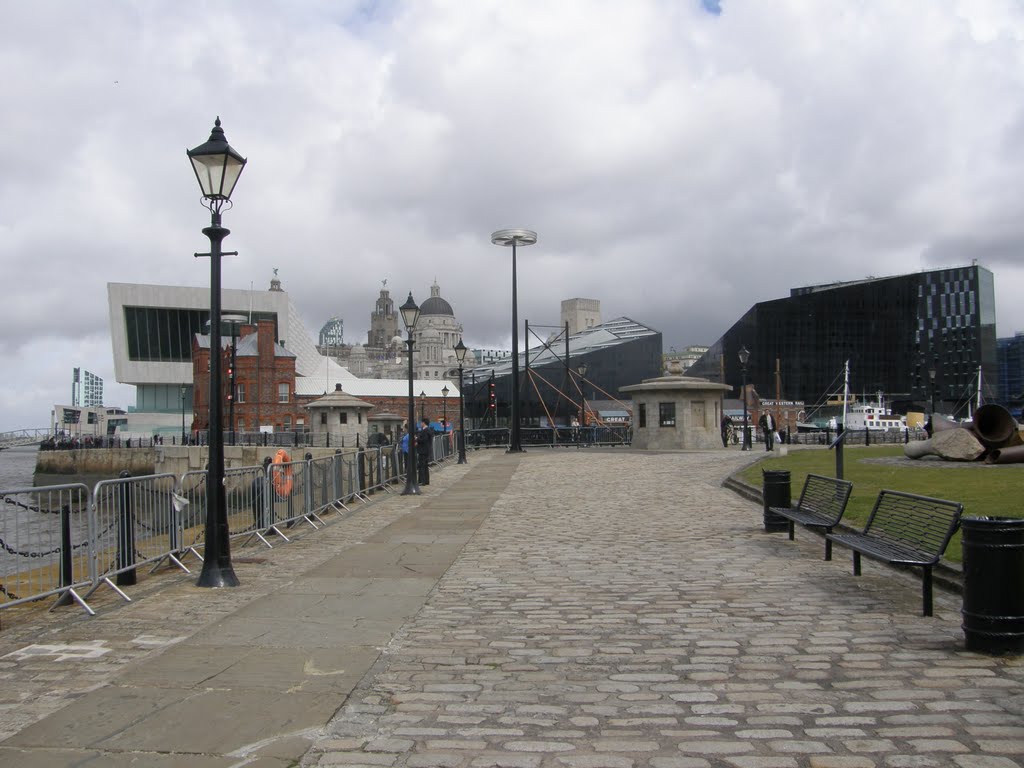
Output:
844,394,907,431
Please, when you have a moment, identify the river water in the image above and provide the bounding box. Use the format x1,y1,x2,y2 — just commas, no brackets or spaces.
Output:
0,445,40,490
0,445,122,491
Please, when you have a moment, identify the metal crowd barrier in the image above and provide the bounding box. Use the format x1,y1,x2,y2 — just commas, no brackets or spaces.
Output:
0,483,93,613
0,445,437,618
88,472,180,604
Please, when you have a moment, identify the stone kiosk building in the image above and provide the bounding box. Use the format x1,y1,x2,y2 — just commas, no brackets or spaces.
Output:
304,384,374,447
621,374,731,450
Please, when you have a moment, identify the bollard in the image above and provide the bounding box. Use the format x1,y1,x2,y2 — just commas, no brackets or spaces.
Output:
761,469,791,532
116,470,137,586
961,517,1024,655
357,448,367,494
54,501,76,606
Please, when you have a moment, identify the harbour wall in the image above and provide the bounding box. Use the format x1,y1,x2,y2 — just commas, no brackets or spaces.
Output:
35,446,359,480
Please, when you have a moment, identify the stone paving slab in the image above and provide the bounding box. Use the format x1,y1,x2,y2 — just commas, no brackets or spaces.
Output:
0,452,509,765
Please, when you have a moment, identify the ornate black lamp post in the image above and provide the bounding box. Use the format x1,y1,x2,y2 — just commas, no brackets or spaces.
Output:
454,339,468,464
419,390,427,422
491,228,537,453
928,365,937,416
441,385,449,431
400,293,420,496
188,117,246,588
739,345,750,451
180,383,187,445
222,314,246,446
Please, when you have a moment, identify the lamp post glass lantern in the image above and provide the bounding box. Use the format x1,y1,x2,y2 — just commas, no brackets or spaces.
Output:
188,117,246,588
738,345,750,451
420,390,427,422
491,228,537,453
400,293,421,495
454,339,468,464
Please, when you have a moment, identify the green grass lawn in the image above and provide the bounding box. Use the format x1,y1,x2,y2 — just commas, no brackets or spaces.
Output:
737,445,1023,564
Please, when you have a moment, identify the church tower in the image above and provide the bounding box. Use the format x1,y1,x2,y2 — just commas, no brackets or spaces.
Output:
367,281,398,349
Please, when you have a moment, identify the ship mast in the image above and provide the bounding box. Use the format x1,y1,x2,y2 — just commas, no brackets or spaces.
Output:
842,360,850,429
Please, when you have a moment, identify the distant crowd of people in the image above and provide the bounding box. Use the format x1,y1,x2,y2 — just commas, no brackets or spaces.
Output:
40,434,167,450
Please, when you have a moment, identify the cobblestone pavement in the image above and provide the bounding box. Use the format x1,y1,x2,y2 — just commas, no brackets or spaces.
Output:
303,450,1024,768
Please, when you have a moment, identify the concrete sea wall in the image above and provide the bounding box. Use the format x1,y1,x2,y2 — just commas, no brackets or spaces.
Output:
36,446,364,480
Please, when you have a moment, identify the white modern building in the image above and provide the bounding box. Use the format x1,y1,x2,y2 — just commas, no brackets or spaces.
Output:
107,278,346,436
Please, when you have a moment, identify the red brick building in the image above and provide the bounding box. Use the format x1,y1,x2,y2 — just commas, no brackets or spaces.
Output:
192,320,460,436
191,320,304,434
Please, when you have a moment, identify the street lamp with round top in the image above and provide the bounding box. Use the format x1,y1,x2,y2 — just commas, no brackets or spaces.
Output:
180,383,188,445
441,385,449,431
400,293,421,496
188,117,246,589
491,228,537,453
454,339,468,464
738,345,750,451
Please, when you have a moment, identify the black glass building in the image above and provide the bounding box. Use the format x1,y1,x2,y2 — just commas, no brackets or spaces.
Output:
687,265,997,418
997,333,1024,418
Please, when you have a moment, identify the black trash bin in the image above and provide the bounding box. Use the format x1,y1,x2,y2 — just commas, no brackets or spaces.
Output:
762,469,790,532
961,516,1024,655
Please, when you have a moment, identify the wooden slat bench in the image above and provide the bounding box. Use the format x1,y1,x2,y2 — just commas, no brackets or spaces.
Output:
770,474,853,560
826,490,964,616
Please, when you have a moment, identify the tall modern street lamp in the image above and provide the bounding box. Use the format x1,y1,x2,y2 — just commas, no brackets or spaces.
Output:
400,293,421,495
491,228,537,453
180,383,188,445
738,345,750,451
454,339,468,464
188,116,246,588
577,363,587,448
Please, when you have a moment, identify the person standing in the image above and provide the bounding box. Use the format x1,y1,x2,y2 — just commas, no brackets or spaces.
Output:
720,414,733,448
759,411,775,451
417,418,434,486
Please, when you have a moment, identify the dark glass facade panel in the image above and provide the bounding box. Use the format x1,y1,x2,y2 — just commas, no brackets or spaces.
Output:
997,334,1024,417
688,266,997,417
124,307,278,362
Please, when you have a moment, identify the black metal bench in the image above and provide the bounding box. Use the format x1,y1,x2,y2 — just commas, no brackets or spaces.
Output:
771,474,853,560
826,490,963,616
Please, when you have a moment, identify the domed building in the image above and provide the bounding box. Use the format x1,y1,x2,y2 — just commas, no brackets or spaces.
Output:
415,282,463,381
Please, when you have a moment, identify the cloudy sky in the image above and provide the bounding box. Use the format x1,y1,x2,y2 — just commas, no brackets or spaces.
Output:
1,0,1023,432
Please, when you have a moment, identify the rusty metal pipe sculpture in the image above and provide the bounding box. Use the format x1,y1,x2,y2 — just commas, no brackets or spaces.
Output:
906,403,1023,463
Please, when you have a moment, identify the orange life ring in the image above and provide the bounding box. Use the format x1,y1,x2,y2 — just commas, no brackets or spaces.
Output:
271,448,294,496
